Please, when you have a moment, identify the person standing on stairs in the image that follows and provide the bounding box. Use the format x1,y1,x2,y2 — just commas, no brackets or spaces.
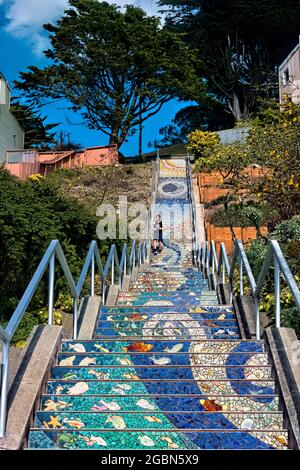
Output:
152,214,164,255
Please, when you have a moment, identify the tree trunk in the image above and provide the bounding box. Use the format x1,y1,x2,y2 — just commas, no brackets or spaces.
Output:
109,133,120,147
232,92,243,122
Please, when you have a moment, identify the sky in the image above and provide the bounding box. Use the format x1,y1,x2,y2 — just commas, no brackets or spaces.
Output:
0,0,187,156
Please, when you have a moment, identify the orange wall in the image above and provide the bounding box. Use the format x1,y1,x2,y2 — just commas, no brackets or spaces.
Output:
205,222,268,255
197,169,269,253
5,162,41,180
5,145,119,180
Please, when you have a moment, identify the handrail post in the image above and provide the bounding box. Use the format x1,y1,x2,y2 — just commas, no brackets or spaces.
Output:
91,252,95,297
102,285,106,305
239,255,244,296
255,298,260,340
73,298,78,340
111,256,115,285
48,253,55,325
222,258,225,284
274,255,281,328
0,340,9,437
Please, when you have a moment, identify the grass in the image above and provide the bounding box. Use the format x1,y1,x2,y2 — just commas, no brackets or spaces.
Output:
46,163,153,212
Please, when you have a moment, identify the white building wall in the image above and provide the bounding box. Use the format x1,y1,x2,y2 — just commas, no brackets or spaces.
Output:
279,37,300,104
0,75,25,162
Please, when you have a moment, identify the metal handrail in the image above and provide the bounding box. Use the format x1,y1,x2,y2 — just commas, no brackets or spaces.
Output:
187,158,200,267
0,236,149,437
201,239,300,341
0,240,79,437
147,156,159,257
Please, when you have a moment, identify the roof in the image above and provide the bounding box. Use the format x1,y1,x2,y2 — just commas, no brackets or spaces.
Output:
0,70,11,90
38,150,76,165
279,37,300,71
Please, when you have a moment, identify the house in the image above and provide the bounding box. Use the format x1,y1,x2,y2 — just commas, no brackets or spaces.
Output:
0,71,25,161
279,36,300,104
4,145,119,180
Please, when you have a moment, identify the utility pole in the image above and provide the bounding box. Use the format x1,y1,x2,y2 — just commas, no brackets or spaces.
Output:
138,99,143,161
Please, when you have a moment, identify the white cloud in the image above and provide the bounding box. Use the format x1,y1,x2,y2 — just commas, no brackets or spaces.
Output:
1,0,160,56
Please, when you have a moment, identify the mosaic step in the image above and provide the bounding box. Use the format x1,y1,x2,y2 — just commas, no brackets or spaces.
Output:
133,277,207,282
34,411,284,431
46,376,276,396
94,330,241,340
99,307,235,322
136,274,205,281
40,393,280,413
99,313,236,322
50,374,273,393
47,381,276,398
28,429,289,450
100,305,234,315
117,294,219,306
129,283,208,292
97,319,239,331
57,352,270,367
118,300,220,307
119,292,216,301
119,289,213,297
143,265,198,272
50,365,275,384
61,339,266,353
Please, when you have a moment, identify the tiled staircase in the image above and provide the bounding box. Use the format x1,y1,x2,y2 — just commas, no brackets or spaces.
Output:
27,159,289,450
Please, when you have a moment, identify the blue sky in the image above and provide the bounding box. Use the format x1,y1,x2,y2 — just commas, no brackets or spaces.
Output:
0,0,188,156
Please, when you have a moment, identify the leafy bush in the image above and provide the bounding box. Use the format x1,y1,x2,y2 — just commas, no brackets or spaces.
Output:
0,168,97,340
270,218,300,243
244,219,300,338
187,130,220,158
210,203,274,228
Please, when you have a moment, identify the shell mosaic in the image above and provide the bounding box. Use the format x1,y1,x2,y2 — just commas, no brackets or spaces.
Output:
27,160,289,450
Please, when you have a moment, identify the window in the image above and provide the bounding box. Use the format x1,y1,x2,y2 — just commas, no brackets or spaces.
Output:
283,68,290,85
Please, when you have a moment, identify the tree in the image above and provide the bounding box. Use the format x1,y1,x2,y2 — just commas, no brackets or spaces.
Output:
51,130,82,151
152,99,234,148
160,0,300,123
10,98,58,149
0,167,97,326
15,0,203,149
194,100,300,223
